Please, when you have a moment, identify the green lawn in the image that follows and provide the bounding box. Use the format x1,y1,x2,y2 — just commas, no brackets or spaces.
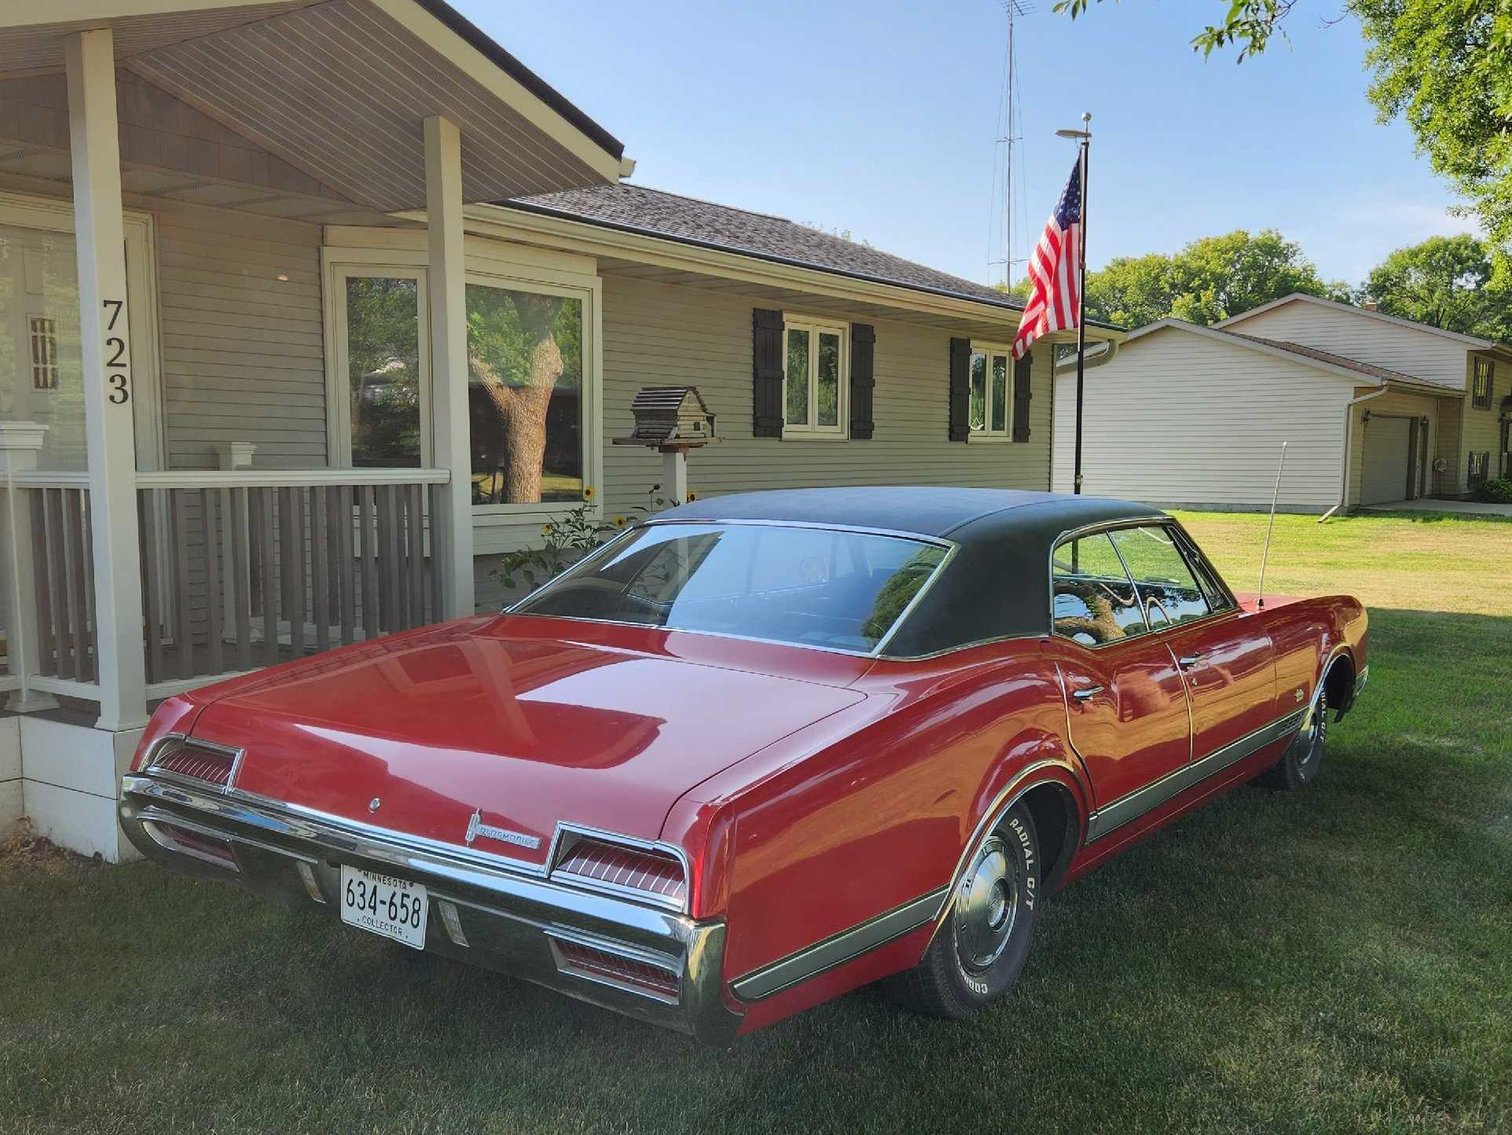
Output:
3,511,1510,1134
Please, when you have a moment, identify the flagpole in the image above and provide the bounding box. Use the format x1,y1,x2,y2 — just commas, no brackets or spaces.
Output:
1072,113,1090,495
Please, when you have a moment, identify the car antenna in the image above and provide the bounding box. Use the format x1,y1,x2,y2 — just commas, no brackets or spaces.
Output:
1256,441,1288,611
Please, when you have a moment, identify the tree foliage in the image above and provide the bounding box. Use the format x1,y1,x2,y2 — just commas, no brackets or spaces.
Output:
1055,0,1512,269
1360,234,1512,340
1078,228,1346,327
1353,0,1512,272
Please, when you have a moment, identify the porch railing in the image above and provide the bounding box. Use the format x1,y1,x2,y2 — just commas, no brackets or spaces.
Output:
0,468,450,708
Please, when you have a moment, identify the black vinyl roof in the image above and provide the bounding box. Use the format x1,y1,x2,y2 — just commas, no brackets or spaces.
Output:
656,488,1170,655
657,487,1160,540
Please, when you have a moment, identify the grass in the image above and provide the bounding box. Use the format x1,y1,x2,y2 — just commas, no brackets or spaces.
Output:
3,511,1510,1134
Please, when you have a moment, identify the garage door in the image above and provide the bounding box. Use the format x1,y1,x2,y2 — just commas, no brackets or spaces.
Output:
1360,416,1413,505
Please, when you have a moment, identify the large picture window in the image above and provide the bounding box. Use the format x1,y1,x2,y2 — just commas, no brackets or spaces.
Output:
467,281,584,505
783,317,847,436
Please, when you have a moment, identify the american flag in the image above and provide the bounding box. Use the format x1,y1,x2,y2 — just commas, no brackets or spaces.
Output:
1012,160,1083,360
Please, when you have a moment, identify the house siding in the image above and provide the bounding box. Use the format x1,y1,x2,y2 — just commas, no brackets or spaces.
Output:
154,201,327,470
1051,329,1353,511
1225,302,1470,390
596,275,1052,519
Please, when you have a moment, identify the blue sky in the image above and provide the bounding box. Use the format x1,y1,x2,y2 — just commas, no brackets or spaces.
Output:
464,1,1473,289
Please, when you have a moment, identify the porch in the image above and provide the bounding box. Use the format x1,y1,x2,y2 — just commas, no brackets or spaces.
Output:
0,0,626,857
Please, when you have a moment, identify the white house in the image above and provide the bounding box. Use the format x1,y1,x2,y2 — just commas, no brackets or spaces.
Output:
1052,293,1511,511
0,1,1123,859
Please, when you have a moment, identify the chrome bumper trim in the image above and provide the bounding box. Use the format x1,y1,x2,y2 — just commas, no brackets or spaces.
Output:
118,774,742,1044
1085,707,1307,843
1355,664,1369,696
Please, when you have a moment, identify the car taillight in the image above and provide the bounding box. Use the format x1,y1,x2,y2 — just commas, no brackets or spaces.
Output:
550,937,681,1003
149,738,239,789
552,835,688,909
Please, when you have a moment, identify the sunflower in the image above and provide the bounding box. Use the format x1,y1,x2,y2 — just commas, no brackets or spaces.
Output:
686,490,699,502
581,486,596,501
612,515,628,528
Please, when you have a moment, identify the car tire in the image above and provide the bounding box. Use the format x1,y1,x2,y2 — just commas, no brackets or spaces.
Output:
1258,684,1329,792
883,801,1040,1019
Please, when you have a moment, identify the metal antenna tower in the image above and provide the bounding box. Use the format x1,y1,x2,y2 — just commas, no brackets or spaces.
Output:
991,0,1034,287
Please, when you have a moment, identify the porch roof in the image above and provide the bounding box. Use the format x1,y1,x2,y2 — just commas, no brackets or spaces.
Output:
0,0,627,212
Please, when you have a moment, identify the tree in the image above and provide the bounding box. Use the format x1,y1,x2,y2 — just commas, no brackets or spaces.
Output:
1360,234,1512,340
1074,229,1346,327
1055,1,1512,272
1353,0,1512,273
1054,0,1299,59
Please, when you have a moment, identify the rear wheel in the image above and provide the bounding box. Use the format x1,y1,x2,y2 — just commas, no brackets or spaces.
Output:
883,801,1040,1019
1258,684,1329,791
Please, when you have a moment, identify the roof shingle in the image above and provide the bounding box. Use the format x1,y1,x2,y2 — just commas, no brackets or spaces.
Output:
502,183,1023,312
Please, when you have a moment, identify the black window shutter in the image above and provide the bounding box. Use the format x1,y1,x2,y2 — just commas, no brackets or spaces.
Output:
948,337,971,442
752,308,784,437
849,323,875,439
1012,351,1033,442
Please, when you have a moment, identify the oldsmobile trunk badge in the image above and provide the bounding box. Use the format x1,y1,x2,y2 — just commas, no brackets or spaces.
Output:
465,808,541,851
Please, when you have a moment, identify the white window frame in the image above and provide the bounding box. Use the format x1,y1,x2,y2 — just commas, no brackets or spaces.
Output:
323,258,432,467
321,231,603,552
968,341,1014,441
782,314,849,439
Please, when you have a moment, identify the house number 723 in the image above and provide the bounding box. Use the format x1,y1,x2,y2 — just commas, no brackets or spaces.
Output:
103,298,130,405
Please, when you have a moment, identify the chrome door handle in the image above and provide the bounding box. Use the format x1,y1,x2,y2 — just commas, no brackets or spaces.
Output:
1072,685,1105,701
1177,654,1204,670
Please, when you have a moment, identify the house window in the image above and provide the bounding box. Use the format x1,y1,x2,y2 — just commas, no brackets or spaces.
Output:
341,274,425,467
28,315,58,390
1469,450,1491,489
1472,358,1494,409
969,345,1012,436
467,280,585,504
784,317,847,436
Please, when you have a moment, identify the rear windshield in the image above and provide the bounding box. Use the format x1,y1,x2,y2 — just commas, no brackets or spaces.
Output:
514,522,949,653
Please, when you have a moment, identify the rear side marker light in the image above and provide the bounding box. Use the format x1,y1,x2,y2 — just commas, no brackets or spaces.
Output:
149,740,240,790
553,837,688,908
550,937,681,1003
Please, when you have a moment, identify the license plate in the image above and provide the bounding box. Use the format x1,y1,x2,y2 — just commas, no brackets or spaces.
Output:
339,865,428,950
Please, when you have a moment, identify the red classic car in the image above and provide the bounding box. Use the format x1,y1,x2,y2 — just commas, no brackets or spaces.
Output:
120,488,1367,1042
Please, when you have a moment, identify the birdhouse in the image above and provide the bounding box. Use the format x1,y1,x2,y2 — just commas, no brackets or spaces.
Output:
614,386,717,450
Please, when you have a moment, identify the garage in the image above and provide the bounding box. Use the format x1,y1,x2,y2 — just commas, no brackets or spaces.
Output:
1360,416,1415,505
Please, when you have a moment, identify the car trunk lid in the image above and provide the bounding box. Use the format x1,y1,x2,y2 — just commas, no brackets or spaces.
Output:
187,616,866,866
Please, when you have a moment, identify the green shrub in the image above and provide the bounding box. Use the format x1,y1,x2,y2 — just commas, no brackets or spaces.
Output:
1479,477,1512,504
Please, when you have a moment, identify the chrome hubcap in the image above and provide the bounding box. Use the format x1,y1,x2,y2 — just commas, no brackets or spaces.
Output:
1295,689,1327,772
955,835,1017,973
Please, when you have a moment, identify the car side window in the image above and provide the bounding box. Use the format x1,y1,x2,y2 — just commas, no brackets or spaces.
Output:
1051,532,1148,646
1108,525,1212,630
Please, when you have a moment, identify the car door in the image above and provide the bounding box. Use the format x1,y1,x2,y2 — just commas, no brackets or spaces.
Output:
1107,524,1276,763
1049,529,1192,809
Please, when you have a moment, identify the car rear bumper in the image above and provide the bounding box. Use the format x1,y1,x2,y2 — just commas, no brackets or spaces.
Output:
118,773,743,1045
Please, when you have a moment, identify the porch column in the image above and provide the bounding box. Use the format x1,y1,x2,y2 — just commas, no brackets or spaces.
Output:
66,28,148,731
425,114,475,618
